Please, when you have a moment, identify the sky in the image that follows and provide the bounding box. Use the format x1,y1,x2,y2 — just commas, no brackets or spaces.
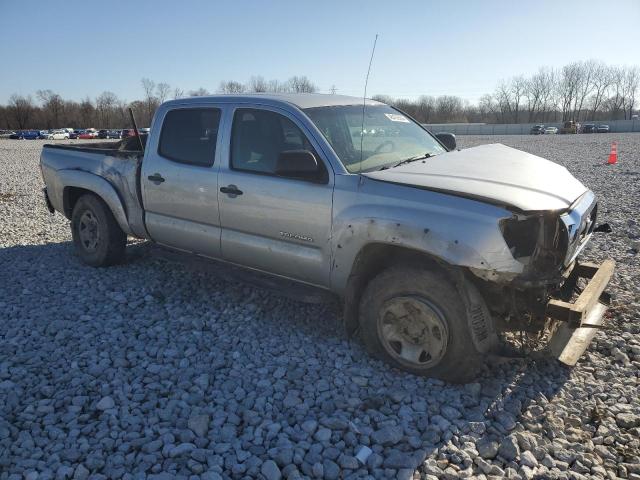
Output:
1,0,638,105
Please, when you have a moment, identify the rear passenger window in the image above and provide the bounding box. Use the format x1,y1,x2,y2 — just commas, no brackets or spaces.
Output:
158,108,221,166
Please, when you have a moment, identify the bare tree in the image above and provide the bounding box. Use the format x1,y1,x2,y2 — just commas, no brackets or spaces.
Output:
493,81,513,123
607,66,627,119
188,88,210,97
557,63,582,121
434,96,466,123
0,106,12,129
218,81,245,94
79,97,96,127
510,76,527,123
95,91,118,127
156,82,171,103
287,76,317,93
140,78,158,125
116,99,130,127
540,68,558,122
621,66,639,119
248,76,268,93
525,68,554,122
8,94,34,129
415,96,436,123
589,63,613,119
478,94,498,123
572,60,597,121
173,87,185,99
267,79,290,93
36,90,64,128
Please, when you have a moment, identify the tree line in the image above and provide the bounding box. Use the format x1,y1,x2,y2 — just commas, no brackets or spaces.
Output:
0,76,319,130
1,61,637,130
377,61,638,124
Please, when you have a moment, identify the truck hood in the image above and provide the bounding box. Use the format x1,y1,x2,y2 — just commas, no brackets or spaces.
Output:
362,143,588,211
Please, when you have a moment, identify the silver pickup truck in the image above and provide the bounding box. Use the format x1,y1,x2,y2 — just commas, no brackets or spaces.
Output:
40,93,614,382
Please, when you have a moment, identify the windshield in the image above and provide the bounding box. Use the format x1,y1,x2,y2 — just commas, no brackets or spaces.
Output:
304,104,446,173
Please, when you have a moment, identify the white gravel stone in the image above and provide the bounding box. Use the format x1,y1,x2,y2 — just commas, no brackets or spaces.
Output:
95,396,114,410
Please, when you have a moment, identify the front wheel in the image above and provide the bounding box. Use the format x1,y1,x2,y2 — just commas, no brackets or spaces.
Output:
359,266,484,383
71,194,126,267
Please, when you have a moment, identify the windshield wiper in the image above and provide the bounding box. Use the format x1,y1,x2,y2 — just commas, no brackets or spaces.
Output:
379,153,433,170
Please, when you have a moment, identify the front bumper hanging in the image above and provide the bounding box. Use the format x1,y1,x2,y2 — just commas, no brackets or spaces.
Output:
546,259,615,366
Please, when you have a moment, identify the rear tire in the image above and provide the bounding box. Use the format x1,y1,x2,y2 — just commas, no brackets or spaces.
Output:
359,266,484,383
71,194,126,267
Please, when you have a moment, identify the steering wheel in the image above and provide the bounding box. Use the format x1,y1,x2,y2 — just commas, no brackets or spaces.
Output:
373,140,395,154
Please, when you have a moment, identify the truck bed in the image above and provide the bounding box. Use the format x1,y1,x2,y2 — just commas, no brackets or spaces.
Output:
40,138,148,238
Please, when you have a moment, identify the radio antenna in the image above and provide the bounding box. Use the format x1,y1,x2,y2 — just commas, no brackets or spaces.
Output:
359,33,378,173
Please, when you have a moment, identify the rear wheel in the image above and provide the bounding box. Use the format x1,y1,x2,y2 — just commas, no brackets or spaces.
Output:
71,194,126,267
359,266,484,383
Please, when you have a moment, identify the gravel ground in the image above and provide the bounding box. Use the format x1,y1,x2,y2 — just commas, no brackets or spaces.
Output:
0,134,639,480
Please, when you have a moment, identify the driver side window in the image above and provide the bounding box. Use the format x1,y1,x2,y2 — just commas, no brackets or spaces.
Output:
231,108,318,175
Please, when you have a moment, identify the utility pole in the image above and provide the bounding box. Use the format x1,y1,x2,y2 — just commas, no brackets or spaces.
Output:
330,85,337,95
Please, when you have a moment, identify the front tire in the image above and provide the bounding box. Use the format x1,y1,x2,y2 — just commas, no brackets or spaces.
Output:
359,266,484,383
71,194,126,267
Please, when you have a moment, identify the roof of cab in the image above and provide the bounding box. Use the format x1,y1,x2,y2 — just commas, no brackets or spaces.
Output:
163,93,384,110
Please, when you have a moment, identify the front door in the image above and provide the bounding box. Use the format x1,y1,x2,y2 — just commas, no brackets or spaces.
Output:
218,106,334,287
141,106,224,258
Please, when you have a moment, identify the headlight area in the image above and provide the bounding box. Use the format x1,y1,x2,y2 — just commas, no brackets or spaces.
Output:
499,213,568,281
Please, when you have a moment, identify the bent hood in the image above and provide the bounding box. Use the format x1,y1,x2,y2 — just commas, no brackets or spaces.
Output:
362,143,588,211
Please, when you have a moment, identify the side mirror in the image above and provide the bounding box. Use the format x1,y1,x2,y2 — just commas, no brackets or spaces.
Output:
435,132,457,151
275,150,323,182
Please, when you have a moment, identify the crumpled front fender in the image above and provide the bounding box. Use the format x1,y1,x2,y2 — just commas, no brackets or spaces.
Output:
330,179,525,294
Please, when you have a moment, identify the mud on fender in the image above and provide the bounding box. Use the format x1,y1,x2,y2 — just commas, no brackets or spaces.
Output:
456,274,499,353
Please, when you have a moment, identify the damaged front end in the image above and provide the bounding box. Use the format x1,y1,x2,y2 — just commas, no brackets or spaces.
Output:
469,190,615,365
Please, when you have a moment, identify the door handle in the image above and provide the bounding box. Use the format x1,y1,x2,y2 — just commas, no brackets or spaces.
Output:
148,173,165,184
220,185,243,196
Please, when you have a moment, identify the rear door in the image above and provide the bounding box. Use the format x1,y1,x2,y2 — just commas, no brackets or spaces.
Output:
218,106,334,287
141,105,225,258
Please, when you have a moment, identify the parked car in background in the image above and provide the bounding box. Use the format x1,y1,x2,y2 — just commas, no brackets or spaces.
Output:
582,124,596,134
97,129,109,139
39,130,54,140
560,121,579,134
23,130,41,140
0,130,16,139
62,128,75,134
49,129,70,140
106,129,122,139
121,129,137,138
530,125,545,135
79,129,98,139
544,126,558,134
70,130,85,139
9,131,24,139
597,124,610,133
138,127,150,135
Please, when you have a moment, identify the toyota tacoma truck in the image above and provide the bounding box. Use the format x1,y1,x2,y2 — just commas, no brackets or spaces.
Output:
40,94,614,382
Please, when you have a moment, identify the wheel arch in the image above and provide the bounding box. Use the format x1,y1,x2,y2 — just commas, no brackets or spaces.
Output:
342,242,498,353
60,170,132,235
343,243,454,336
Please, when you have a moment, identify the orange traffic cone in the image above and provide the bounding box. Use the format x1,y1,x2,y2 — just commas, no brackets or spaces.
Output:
607,142,618,164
